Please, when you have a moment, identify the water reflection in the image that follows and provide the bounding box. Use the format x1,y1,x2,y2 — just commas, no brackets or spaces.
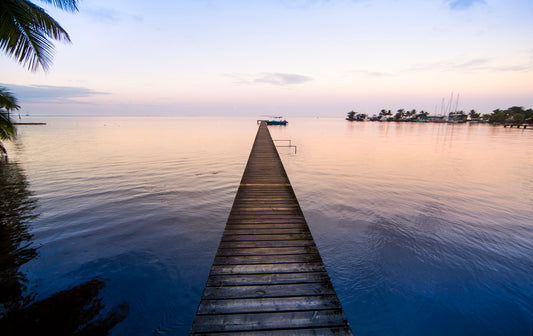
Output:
274,120,533,335
0,162,128,335
0,161,38,312
6,117,532,335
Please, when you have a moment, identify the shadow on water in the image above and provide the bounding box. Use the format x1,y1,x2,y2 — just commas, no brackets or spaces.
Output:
0,162,129,335
0,161,38,311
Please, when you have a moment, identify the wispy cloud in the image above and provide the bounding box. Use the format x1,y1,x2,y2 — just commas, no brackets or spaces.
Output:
227,72,313,86
352,70,393,78
445,0,485,10
84,8,120,23
408,58,530,73
279,0,368,9
83,7,143,24
449,58,491,70
0,84,109,104
280,0,331,9
254,73,313,85
493,65,530,72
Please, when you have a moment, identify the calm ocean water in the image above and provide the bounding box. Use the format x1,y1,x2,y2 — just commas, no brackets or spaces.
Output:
2,116,532,335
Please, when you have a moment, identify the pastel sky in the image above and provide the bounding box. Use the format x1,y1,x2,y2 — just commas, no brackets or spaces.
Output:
1,0,532,116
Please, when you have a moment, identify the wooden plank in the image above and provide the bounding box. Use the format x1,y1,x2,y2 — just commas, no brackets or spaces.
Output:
223,228,309,235
190,121,352,335
208,262,327,275
217,240,316,249
202,283,335,300
191,310,349,333
228,213,303,217
197,295,342,315
225,223,307,229
227,217,307,222
221,233,313,241
206,272,330,286
218,243,316,251
214,254,320,265
216,246,319,256
231,206,300,210
227,219,306,224
232,205,300,209
236,198,297,201
229,212,302,217
193,327,354,336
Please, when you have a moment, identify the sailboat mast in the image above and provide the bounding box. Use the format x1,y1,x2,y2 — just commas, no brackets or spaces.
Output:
447,92,454,114
454,93,460,112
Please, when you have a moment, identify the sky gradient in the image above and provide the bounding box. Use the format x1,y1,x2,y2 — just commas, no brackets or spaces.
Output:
1,0,532,117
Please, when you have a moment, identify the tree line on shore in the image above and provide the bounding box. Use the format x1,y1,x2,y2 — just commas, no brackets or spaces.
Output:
347,106,533,125
488,106,533,125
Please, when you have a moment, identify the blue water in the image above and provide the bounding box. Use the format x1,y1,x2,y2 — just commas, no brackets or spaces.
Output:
2,117,533,335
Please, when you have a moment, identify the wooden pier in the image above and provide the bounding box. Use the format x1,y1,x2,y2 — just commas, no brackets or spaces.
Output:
190,121,353,335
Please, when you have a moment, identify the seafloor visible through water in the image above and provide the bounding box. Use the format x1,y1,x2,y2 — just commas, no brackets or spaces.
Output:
1,116,532,335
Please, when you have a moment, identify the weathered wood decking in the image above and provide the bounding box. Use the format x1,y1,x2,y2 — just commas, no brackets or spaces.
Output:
190,122,353,335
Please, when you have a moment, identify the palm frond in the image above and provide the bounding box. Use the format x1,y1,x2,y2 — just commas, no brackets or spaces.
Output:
0,0,72,71
0,111,17,141
39,0,79,12
0,87,21,111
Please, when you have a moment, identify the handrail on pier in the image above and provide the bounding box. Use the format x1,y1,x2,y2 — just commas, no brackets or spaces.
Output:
273,139,297,154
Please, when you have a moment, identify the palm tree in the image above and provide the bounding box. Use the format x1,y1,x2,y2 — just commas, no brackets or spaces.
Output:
1,87,19,159
0,86,20,118
469,109,480,120
346,110,356,120
0,0,79,72
1,1,77,158
394,109,405,121
0,112,16,140
0,112,17,159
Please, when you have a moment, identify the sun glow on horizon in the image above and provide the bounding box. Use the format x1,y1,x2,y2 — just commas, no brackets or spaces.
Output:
1,0,532,116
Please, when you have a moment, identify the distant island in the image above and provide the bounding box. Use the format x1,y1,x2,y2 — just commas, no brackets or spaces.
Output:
346,106,533,125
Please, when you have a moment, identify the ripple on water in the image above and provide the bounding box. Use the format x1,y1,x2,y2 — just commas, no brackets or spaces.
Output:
5,117,533,335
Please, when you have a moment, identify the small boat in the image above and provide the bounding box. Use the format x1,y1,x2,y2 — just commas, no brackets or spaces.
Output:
448,111,467,123
265,116,288,125
266,119,288,125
